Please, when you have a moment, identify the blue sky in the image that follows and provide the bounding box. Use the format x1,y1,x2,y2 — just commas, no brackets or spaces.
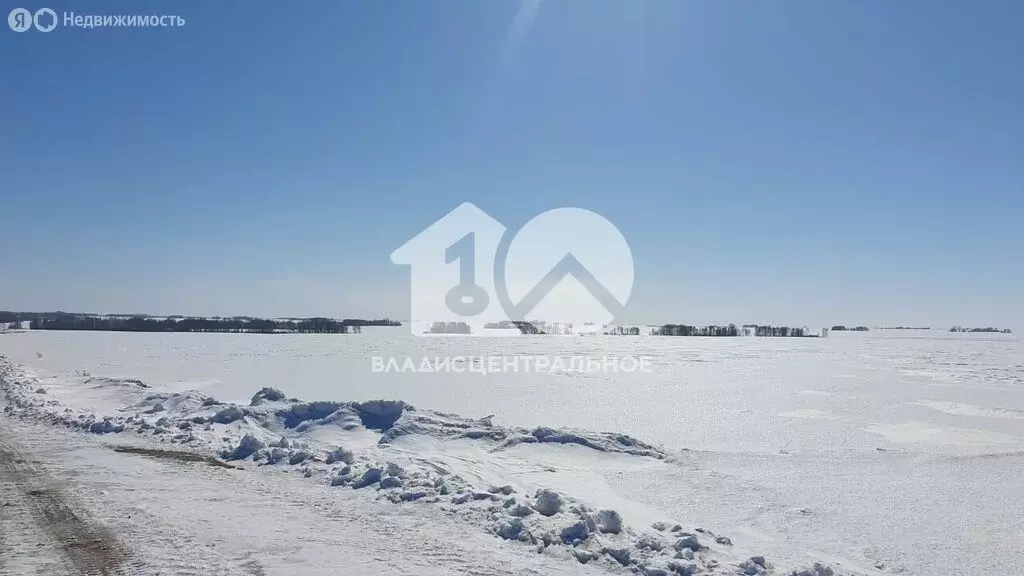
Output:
2,0,1022,328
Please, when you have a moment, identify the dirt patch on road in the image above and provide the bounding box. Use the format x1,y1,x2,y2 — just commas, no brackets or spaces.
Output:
0,437,126,575
113,446,241,470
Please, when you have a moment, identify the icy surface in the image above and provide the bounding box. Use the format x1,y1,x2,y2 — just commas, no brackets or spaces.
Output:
1,329,1022,575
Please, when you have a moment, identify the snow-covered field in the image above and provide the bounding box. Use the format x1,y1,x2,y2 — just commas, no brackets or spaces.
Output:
1,329,1022,575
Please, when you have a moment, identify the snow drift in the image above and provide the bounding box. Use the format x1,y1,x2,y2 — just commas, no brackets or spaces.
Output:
0,354,856,576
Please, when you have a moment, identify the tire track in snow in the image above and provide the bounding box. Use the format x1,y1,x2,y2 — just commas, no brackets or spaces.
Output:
0,432,126,575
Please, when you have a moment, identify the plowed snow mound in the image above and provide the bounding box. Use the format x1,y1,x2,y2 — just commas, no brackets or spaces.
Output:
0,354,856,576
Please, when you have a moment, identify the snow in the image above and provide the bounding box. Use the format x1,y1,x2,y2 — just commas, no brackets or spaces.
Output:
0,418,607,576
534,488,564,516
1,355,798,576
1,329,1023,575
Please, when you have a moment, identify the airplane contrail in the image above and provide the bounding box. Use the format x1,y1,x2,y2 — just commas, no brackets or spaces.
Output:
459,0,545,153
501,0,544,71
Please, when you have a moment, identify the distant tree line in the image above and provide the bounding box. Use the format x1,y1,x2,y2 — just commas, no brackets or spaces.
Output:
0,311,36,323
516,321,546,334
752,325,810,337
430,321,472,334
656,324,740,337
606,326,641,335
949,326,1012,334
654,324,814,337
831,325,870,332
484,321,517,329
7,312,400,334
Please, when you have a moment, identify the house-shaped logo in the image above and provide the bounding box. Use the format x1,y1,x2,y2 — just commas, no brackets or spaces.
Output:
391,202,634,336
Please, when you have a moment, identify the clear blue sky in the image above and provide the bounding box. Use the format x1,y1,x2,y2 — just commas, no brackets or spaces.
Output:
2,0,1022,328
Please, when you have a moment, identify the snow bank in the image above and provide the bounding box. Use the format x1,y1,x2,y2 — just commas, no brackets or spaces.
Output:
250,387,286,405
0,355,857,576
85,376,150,389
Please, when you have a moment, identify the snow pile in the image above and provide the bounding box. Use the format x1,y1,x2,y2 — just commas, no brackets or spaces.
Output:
379,405,666,458
250,387,287,405
124,390,215,417
85,376,150,389
0,355,856,576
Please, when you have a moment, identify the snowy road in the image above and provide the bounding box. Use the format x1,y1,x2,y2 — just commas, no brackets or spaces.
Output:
0,417,606,576
0,424,124,575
